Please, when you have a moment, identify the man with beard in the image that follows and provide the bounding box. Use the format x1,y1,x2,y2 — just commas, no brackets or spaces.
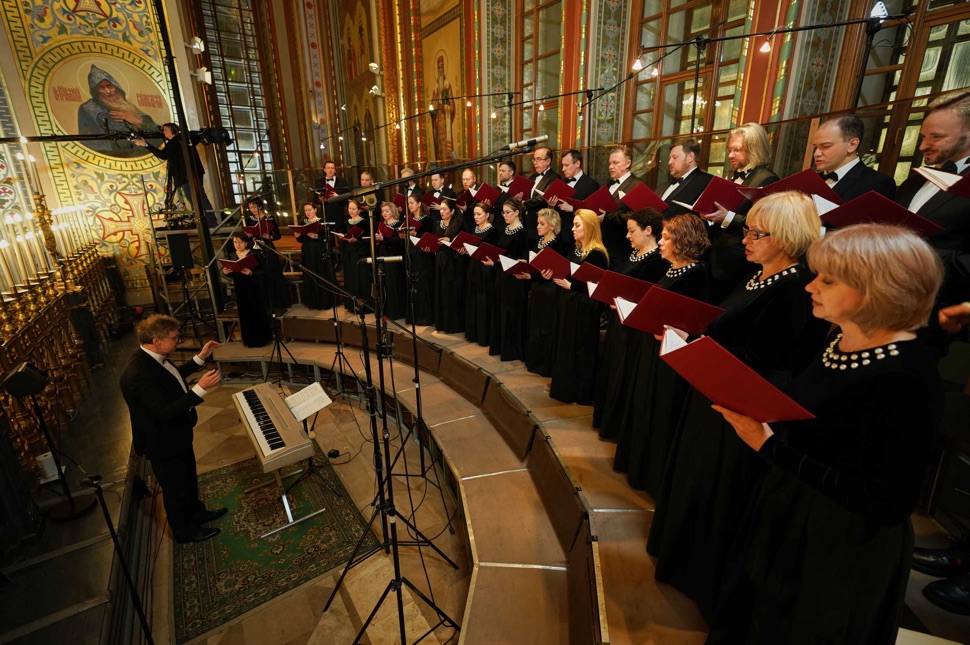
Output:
657,138,713,218
133,124,216,226
78,64,160,157
549,149,600,246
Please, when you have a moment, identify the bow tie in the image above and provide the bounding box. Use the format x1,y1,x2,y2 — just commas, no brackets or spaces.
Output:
669,176,682,185
502,183,511,188
567,179,577,186
818,171,839,181
326,178,335,185
610,178,621,186
731,170,750,181
940,160,959,174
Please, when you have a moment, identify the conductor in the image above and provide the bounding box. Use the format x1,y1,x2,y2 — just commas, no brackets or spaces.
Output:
120,315,225,543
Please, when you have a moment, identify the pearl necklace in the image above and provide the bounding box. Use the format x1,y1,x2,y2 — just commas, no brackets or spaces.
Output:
630,246,658,263
537,237,556,250
666,262,699,278
821,333,900,370
475,224,493,234
745,266,798,291
438,219,449,230
505,224,524,235
574,247,589,259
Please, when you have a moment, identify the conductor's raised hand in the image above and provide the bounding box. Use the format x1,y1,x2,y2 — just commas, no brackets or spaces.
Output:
199,340,221,360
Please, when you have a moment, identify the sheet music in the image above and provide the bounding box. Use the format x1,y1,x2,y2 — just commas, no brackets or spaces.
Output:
284,382,333,422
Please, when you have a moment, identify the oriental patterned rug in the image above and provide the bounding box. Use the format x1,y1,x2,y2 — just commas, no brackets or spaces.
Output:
171,453,377,643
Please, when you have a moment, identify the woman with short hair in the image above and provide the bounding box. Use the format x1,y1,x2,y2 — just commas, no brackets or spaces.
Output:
649,191,830,617
707,224,944,644
522,208,565,376
222,231,272,347
614,213,709,493
549,209,609,404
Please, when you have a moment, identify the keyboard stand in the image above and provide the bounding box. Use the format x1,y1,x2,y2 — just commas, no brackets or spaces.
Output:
243,464,329,538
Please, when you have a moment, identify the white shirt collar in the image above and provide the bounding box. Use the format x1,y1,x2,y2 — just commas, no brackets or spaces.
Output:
614,172,632,185
830,156,861,179
141,346,167,365
568,171,584,182
955,156,970,174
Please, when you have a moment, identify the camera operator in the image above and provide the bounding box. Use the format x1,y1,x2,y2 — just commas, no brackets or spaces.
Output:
133,124,216,226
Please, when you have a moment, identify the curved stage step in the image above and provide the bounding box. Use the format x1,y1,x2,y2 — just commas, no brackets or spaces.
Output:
213,306,708,644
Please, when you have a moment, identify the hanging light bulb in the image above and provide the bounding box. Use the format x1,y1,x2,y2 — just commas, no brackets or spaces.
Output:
466,100,472,107
490,111,497,119
395,123,401,130
632,58,644,72
538,103,545,112
651,66,660,77
759,39,772,53
429,103,435,111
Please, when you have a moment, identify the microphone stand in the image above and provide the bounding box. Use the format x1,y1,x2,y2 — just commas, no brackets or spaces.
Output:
252,236,299,387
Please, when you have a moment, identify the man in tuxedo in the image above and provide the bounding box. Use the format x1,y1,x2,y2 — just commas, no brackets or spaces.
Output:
813,114,895,201
658,138,713,218
602,145,644,268
400,168,424,202
314,160,351,233
457,168,480,216
706,123,779,303
359,171,385,218
429,170,461,228
553,149,600,246
120,315,224,543
524,147,560,244
493,161,520,216
896,89,970,313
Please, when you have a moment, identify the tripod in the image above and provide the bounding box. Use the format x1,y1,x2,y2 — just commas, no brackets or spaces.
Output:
253,238,299,387
317,220,360,396
176,270,215,348
286,418,342,499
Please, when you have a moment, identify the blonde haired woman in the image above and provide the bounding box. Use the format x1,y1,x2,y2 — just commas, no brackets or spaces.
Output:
649,191,830,617
708,224,944,644
549,209,609,404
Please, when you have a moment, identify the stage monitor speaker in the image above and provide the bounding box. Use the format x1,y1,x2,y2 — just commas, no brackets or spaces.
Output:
168,233,194,269
1,362,49,398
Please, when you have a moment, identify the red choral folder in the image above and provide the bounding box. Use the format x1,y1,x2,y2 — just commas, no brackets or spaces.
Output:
450,231,482,249
377,222,398,239
616,286,724,336
621,183,670,212
406,215,429,230
455,190,473,210
505,175,536,199
659,331,815,423
218,253,259,273
914,167,970,198
673,176,746,215
541,178,577,202
421,192,442,207
465,242,504,263
566,185,619,213
570,260,606,283
499,255,538,276
737,169,843,205
290,221,323,236
474,183,502,206
393,193,407,211
820,191,944,237
588,270,655,305
529,247,572,279
409,232,441,252
242,220,277,238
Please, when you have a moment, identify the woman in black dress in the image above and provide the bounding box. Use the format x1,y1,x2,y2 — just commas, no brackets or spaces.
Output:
244,197,291,310
340,199,372,311
222,232,272,347
549,209,609,404
433,199,467,333
707,224,944,645
376,202,406,320
593,208,667,438
614,213,709,494
522,208,564,376
648,191,829,618
464,202,500,346
295,201,335,310
405,195,435,326
487,198,530,361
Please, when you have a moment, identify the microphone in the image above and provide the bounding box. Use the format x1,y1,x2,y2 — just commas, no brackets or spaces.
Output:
360,256,403,264
501,135,549,152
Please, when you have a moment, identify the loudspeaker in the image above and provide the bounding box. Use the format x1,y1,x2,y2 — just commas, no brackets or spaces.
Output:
168,233,194,269
1,362,50,398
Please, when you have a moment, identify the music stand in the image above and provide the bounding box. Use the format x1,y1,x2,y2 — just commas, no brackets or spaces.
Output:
2,362,96,522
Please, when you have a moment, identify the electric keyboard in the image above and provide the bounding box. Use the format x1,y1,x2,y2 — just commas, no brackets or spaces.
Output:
232,383,314,473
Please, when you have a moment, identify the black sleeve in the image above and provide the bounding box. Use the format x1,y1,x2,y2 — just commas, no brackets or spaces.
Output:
760,370,940,524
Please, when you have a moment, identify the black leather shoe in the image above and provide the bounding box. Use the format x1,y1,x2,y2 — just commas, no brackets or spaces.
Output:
175,526,220,544
923,574,970,615
195,507,228,524
912,543,970,578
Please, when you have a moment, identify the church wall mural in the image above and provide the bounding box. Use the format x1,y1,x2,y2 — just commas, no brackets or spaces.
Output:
0,0,179,290
420,3,464,165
